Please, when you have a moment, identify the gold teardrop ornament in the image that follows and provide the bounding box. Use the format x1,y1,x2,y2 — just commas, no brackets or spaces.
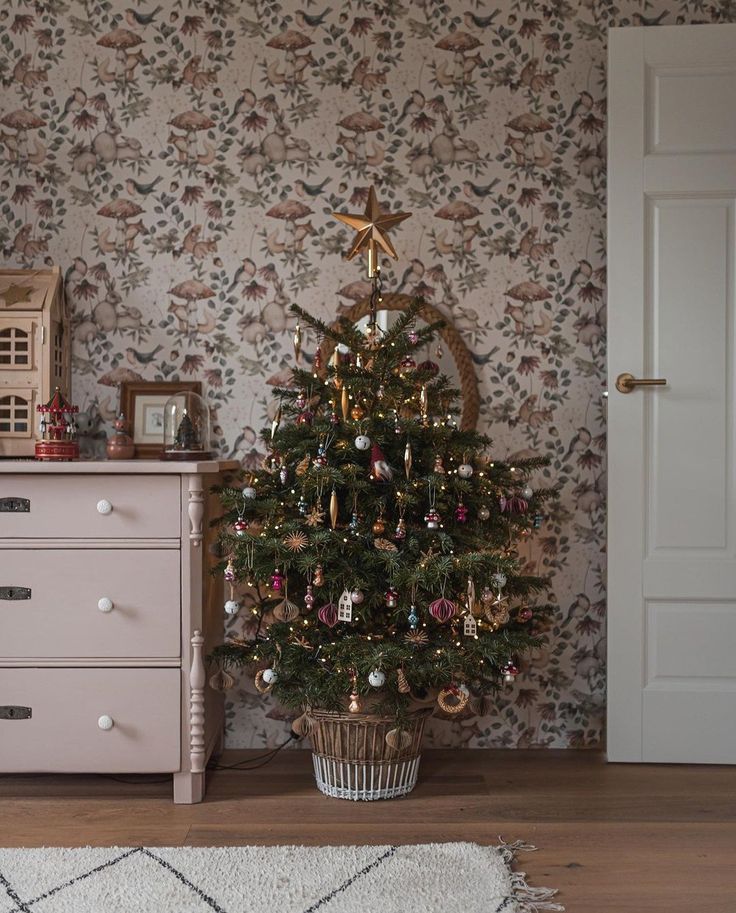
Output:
330,488,338,529
404,441,412,479
341,386,350,421
293,322,302,362
270,402,282,440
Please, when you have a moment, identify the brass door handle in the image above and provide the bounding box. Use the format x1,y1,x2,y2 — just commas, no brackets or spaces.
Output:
615,373,667,394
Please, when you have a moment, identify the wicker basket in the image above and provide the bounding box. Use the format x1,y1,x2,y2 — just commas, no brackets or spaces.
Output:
309,708,432,801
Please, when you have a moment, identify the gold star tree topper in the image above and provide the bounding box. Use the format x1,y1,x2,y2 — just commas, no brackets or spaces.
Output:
333,186,411,277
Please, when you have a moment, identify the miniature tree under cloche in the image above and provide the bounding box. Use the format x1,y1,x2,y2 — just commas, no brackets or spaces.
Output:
213,188,553,728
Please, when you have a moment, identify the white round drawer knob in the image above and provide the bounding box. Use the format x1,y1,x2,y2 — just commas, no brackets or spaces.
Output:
97,597,114,613
97,715,114,731
96,499,113,515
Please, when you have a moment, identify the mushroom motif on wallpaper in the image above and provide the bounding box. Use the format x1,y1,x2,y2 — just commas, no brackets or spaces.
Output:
337,112,384,167
168,279,216,334
168,112,216,166
505,280,553,335
0,110,45,166
266,200,314,254
435,201,482,253
266,30,314,85
97,199,145,254
435,32,482,86
96,27,144,84
505,113,553,167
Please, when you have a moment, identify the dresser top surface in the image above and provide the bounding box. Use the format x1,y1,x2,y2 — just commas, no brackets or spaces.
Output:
0,459,240,475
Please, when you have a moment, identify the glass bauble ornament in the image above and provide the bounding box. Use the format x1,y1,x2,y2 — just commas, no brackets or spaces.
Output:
385,587,398,608
458,463,473,479
368,669,386,688
262,668,278,685
478,506,490,520
522,485,533,500
243,485,257,499
350,589,364,604
355,434,371,450
224,599,240,615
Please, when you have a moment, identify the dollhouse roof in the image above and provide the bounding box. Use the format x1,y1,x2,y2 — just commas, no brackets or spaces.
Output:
0,266,65,317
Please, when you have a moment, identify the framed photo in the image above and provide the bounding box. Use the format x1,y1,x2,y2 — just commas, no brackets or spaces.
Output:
119,380,202,458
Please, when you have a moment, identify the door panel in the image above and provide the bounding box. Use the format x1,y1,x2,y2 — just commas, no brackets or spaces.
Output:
608,24,736,763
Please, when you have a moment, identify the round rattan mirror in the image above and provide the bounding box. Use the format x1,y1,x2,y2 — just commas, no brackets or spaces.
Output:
317,293,480,431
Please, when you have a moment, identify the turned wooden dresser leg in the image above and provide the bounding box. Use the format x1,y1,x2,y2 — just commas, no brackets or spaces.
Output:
174,629,206,804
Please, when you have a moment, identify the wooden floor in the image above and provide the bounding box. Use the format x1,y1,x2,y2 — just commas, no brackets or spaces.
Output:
1,749,735,912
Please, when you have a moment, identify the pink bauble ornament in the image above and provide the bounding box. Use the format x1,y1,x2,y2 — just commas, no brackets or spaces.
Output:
454,503,468,523
233,518,249,535
417,359,440,376
429,597,456,622
270,568,284,591
502,661,519,683
518,607,533,623
400,355,416,372
296,411,313,426
317,602,338,627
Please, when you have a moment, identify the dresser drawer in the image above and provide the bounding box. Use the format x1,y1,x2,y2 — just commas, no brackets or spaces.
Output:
0,668,181,773
0,475,180,539
0,549,180,659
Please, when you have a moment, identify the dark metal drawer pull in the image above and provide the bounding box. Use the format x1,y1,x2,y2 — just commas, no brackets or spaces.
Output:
0,497,30,513
0,586,31,600
0,706,32,720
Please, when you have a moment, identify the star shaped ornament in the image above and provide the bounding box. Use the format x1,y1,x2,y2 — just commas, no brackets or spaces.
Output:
333,186,411,277
0,284,33,307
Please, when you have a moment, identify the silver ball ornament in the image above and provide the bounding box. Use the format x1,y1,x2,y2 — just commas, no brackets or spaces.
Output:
355,434,371,451
224,599,240,615
350,589,364,604
458,463,473,479
262,668,278,685
522,485,533,500
242,486,257,499
478,506,490,520
368,669,386,688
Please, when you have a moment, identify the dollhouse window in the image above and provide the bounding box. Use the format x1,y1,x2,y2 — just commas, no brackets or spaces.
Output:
53,328,63,380
0,327,30,367
0,394,30,434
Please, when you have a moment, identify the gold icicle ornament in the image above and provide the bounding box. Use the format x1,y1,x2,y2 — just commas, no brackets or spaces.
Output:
330,348,342,389
419,384,428,423
293,322,302,362
341,385,350,421
270,401,282,440
332,186,412,278
404,440,412,479
329,487,339,529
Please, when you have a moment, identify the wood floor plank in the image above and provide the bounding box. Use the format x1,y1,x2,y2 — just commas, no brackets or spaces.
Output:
1,750,735,912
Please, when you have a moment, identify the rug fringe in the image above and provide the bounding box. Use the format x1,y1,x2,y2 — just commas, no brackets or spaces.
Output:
497,837,565,912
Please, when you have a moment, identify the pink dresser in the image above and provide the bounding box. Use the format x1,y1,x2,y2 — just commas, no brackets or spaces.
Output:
0,460,237,803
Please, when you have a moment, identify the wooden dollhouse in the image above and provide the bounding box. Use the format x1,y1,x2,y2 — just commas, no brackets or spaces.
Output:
0,266,70,458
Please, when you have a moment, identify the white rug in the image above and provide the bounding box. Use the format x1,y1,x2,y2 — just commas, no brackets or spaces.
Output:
0,842,563,913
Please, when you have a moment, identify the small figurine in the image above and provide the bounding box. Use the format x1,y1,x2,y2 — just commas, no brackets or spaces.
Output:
106,413,135,460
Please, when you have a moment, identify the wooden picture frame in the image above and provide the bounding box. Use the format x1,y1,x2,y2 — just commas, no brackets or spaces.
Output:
119,380,202,459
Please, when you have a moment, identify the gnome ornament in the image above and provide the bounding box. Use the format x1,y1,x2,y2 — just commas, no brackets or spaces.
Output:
370,443,393,481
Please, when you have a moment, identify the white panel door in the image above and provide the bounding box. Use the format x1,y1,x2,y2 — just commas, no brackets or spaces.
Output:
608,24,736,763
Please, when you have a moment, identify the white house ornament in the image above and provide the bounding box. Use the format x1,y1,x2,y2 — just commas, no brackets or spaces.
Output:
338,589,353,622
464,614,478,636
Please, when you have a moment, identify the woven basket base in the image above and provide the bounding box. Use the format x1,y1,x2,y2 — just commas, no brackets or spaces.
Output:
312,753,422,801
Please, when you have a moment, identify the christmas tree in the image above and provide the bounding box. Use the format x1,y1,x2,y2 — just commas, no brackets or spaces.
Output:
213,189,553,725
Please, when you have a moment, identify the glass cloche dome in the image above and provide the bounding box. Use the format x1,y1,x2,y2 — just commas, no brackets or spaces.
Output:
161,390,212,460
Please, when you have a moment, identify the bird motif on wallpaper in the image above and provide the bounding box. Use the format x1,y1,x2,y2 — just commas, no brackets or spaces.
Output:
294,178,329,198
125,176,162,196
295,8,332,29
125,344,163,366
124,5,161,28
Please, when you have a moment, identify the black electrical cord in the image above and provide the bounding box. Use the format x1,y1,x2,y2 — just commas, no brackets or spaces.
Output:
207,731,300,771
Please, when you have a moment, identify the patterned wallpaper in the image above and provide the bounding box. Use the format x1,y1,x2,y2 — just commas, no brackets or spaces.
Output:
1,0,732,749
